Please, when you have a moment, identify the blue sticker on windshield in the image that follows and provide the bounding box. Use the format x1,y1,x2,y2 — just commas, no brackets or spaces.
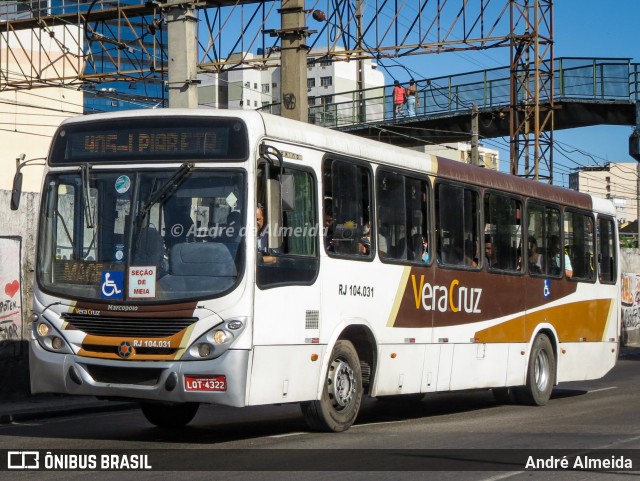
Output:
101,271,124,299
114,243,125,262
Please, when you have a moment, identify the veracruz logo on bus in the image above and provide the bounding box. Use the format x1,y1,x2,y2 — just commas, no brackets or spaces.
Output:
411,274,482,314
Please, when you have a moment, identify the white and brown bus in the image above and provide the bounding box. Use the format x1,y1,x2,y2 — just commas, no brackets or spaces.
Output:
12,108,619,431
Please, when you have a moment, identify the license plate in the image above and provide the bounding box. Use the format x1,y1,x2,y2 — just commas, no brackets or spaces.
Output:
184,375,227,392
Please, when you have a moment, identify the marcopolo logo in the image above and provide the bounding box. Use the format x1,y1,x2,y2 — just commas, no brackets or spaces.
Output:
410,274,482,314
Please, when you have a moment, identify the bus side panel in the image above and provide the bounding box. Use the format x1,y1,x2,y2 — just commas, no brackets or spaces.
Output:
449,343,510,390
372,344,426,396
436,343,454,392
420,344,441,392
247,345,323,405
505,343,528,387
556,342,618,383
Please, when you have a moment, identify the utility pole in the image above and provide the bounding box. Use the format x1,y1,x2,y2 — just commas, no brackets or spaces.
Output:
471,104,480,166
279,0,310,122
165,0,199,108
355,0,366,123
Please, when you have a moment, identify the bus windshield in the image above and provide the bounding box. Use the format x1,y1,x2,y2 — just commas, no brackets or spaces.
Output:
37,168,246,303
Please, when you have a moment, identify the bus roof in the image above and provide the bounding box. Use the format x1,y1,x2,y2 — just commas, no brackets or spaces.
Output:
59,108,614,215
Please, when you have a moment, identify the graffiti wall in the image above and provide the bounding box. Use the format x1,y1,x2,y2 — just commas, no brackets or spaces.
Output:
0,237,22,357
621,272,640,346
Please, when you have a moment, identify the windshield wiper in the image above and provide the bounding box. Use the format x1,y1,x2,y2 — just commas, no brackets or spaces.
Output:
81,163,95,229
138,162,194,221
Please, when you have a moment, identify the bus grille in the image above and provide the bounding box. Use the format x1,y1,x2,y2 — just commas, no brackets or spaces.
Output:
61,313,196,338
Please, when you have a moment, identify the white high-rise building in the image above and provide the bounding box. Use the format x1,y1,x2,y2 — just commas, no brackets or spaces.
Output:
306,47,385,126
197,47,385,124
198,53,272,110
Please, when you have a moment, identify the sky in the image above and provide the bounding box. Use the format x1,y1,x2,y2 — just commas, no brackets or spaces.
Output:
379,0,640,186
8,0,632,188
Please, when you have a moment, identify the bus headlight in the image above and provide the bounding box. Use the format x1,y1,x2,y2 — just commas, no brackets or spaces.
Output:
181,317,247,361
37,322,50,337
33,320,73,354
213,330,228,344
51,337,64,350
198,343,212,358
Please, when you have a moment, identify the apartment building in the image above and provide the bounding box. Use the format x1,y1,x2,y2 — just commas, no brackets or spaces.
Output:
569,162,638,224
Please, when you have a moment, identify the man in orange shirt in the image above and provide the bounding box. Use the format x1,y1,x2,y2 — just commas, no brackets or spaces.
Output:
392,80,406,119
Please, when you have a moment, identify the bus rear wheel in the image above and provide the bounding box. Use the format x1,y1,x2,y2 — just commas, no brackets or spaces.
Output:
515,334,555,406
140,402,199,428
301,340,363,432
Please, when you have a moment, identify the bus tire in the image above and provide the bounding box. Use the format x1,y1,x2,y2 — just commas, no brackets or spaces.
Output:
301,340,363,432
516,334,555,406
140,402,199,428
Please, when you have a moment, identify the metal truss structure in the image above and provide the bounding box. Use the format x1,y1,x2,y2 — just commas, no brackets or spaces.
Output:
509,0,553,182
0,0,554,182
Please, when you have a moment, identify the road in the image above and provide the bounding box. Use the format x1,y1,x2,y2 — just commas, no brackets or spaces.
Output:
1,350,639,480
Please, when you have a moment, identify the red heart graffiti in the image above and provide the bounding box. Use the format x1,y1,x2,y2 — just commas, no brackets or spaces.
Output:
5,280,19,298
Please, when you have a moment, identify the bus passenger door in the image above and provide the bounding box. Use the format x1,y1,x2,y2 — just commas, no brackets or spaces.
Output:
250,163,322,405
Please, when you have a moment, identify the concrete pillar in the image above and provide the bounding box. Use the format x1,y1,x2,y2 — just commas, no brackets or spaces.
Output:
280,0,309,123
165,0,199,108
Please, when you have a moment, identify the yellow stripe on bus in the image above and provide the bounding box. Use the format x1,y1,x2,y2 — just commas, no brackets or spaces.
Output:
386,266,412,327
473,299,613,343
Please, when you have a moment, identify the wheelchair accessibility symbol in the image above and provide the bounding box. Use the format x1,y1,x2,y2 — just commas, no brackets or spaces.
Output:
101,271,124,299
543,279,551,298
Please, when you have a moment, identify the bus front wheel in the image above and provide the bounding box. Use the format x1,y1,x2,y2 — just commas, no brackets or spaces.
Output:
301,340,363,432
516,334,555,406
140,402,199,428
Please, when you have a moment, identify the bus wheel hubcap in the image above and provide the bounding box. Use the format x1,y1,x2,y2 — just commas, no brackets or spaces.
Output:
534,349,550,391
328,359,355,409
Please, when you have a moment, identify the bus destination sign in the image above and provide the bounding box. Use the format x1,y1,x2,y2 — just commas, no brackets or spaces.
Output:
51,118,248,163
77,131,221,156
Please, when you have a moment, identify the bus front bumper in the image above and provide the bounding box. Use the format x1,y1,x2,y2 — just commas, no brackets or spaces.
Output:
29,339,249,407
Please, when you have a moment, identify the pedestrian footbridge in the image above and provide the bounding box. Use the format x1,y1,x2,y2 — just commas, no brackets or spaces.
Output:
304,58,640,147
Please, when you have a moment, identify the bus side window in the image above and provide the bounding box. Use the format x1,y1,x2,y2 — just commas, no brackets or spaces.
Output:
527,202,561,278
598,216,617,284
435,182,479,268
256,165,319,288
564,210,595,281
484,192,522,272
324,159,373,259
377,170,429,263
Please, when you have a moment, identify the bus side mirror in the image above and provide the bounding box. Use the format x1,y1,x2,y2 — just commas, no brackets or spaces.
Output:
10,172,23,211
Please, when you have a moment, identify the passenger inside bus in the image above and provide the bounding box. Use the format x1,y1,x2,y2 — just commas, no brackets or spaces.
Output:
484,237,493,268
549,235,573,278
358,236,371,256
528,236,543,273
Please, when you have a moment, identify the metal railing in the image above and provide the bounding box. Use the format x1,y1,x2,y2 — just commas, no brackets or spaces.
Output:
290,57,640,129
